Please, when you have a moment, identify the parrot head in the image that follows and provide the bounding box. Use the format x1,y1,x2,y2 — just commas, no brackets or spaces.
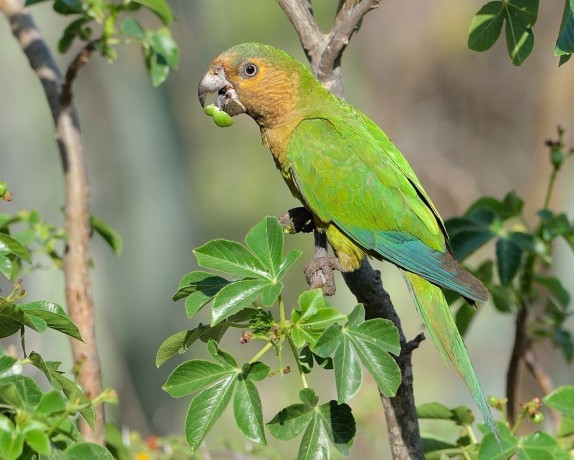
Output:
198,43,321,129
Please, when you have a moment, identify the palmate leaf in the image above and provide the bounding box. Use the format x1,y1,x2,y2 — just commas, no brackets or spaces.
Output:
194,239,269,279
313,305,401,402
131,0,173,25
291,290,347,348
267,389,355,460
211,278,275,325
245,216,283,280
468,0,538,65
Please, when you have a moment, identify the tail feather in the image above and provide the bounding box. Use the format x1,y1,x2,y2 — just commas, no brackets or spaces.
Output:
404,271,499,440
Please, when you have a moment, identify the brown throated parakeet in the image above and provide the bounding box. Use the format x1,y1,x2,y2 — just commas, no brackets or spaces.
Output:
198,43,497,437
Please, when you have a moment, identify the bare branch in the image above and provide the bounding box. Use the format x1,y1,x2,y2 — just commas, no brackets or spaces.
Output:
2,0,104,443
276,0,325,61
318,0,381,82
343,262,424,459
506,302,528,425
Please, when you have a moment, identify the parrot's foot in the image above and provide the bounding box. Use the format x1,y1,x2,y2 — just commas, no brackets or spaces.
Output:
304,256,344,296
280,207,315,234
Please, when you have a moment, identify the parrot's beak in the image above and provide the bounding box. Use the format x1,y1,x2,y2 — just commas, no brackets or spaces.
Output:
198,65,246,116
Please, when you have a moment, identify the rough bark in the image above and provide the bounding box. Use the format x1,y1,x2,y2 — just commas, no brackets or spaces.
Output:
2,0,104,443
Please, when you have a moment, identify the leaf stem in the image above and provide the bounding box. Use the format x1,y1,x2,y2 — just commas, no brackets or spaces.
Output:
249,342,273,364
288,337,308,388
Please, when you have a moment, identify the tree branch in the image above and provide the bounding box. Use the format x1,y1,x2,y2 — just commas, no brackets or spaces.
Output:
506,301,528,425
277,2,424,457
2,0,104,443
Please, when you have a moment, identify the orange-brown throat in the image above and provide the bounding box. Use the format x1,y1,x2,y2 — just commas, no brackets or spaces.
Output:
213,55,301,129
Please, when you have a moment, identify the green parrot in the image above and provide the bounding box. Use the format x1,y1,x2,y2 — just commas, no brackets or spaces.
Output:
198,43,497,436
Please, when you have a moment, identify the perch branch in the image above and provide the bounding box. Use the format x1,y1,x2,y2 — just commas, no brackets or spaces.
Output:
2,0,104,443
277,1,424,457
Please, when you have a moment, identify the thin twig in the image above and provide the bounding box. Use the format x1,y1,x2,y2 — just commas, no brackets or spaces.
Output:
2,0,104,443
523,347,558,429
506,302,528,425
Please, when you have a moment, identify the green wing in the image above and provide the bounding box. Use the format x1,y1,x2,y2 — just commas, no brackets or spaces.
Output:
286,109,485,301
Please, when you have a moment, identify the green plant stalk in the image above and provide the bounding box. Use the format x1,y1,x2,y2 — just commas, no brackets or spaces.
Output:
248,341,273,364
287,336,308,388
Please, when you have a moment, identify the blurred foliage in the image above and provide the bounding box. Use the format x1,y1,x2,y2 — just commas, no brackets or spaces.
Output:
444,128,574,363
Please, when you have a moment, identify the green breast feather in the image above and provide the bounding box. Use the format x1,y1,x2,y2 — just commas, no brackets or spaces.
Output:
285,108,483,301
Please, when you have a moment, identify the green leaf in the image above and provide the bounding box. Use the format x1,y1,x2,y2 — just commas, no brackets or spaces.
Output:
416,402,454,420
148,27,179,68
313,305,401,401
65,441,114,459
234,378,266,444
1,375,43,408
0,415,24,460
557,415,574,437
444,217,495,261
291,290,346,348
90,215,123,255
0,254,13,279
0,303,24,338
317,400,355,455
0,355,19,376
19,301,82,341
34,390,66,415
477,422,517,459
28,352,53,384
245,216,283,280
156,328,207,367
277,249,302,279
163,359,236,398
25,429,50,456
543,386,574,417
194,239,269,279
501,190,525,216
507,0,538,28
241,362,269,381
490,284,513,312
211,278,271,325
496,237,522,285
131,0,173,24
0,233,32,263
173,270,230,302
58,17,91,54
120,17,145,40
185,375,236,453
267,390,355,459
468,1,505,51
518,431,569,459
505,14,534,65
49,372,95,428
260,282,282,307
556,0,574,57
534,276,570,307
53,0,84,15
267,396,313,441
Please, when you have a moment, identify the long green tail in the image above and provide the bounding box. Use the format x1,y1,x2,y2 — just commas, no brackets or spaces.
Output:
404,271,498,439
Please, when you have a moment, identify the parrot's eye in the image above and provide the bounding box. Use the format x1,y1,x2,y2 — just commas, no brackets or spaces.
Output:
241,62,259,78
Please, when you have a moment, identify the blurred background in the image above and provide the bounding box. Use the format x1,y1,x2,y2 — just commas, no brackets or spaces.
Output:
1,0,573,457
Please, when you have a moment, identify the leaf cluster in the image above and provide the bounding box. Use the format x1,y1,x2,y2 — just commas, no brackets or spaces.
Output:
159,216,402,459
468,0,574,65
25,0,178,86
418,386,574,458
444,130,574,362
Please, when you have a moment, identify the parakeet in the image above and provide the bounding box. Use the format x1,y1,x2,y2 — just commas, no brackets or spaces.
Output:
198,43,497,436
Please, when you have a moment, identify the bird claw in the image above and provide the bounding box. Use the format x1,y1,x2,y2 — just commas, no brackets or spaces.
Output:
304,256,343,297
279,207,315,234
